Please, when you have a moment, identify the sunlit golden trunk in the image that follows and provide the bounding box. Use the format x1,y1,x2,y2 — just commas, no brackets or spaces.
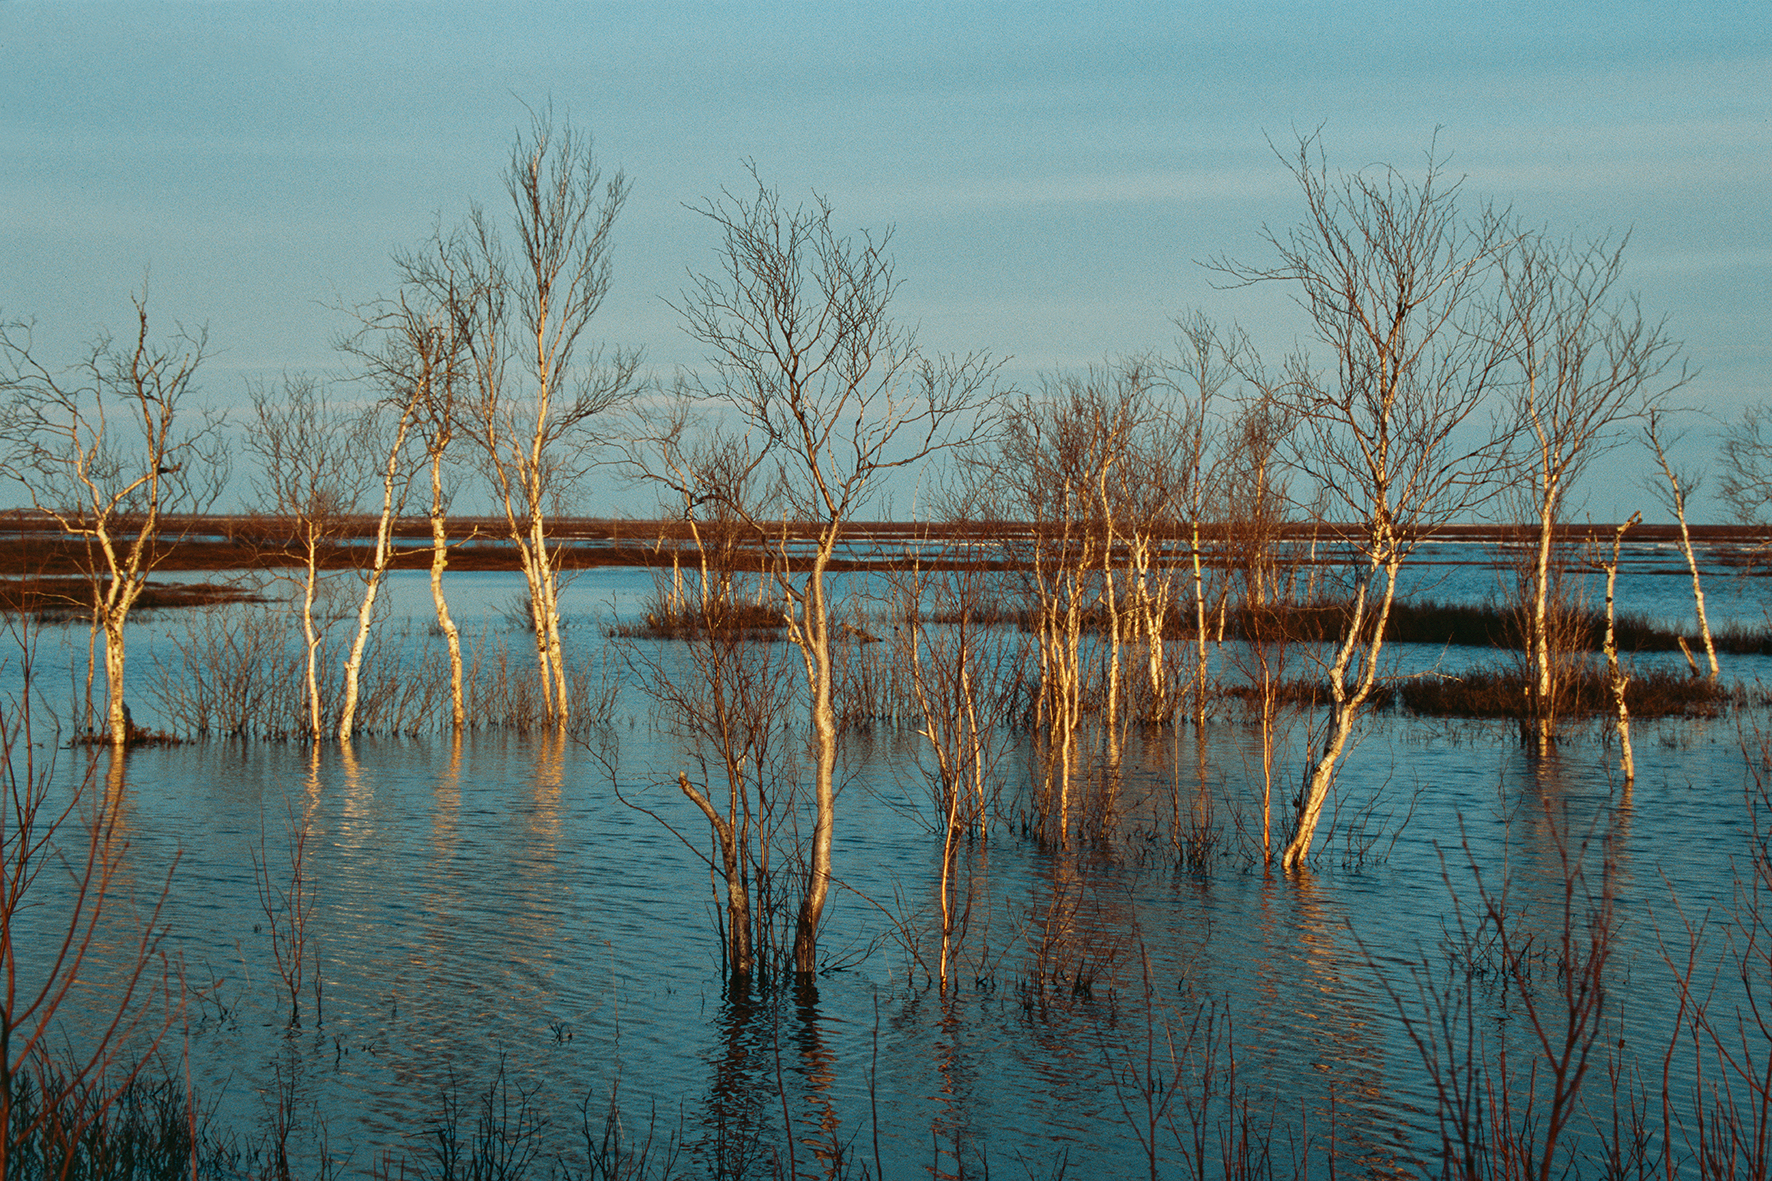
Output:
1529,489,1558,754
791,538,838,980
1282,551,1401,873
301,537,325,738
1604,515,1639,785
339,406,416,739
1190,517,1210,729
429,461,465,730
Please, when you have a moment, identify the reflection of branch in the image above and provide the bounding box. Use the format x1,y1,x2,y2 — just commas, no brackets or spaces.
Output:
1367,808,1617,1176
0,624,195,1157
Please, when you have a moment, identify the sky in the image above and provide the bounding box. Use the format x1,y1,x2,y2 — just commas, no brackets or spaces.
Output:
2,0,1767,521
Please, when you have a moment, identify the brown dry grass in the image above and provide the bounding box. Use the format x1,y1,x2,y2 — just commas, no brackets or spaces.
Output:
0,576,257,614
1400,667,1728,718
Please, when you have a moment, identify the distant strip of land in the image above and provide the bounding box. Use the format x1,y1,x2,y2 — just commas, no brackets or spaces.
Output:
1,512,1765,575
0,512,1767,615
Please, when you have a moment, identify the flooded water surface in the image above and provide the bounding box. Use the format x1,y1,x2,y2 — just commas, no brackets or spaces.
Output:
11,550,1772,1177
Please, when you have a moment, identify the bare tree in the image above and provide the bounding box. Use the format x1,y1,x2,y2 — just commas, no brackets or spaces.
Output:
1645,406,1718,680
1164,315,1239,729
1219,377,1302,866
978,368,1144,842
455,110,640,729
243,377,374,738
1214,135,1513,872
0,292,227,744
1494,231,1686,751
333,280,472,739
963,357,1223,839
617,416,801,982
664,172,1002,980
1720,402,1772,525
896,552,1022,990
333,397,419,740
1221,379,1298,613
376,235,481,731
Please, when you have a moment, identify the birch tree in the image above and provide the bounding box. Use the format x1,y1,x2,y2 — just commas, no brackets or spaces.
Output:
405,252,476,731
332,393,419,740
1214,136,1513,872
0,293,227,744
1600,513,1641,785
1165,315,1238,728
983,371,1137,840
897,554,1021,990
618,417,800,981
337,258,476,736
1645,406,1718,680
1220,380,1300,864
666,174,1001,980
1221,373,1299,610
360,234,485,731
1495,231,1685,751
244,377,373,739
973,363,1196,838
1720,402,1772,525
456,111,640,729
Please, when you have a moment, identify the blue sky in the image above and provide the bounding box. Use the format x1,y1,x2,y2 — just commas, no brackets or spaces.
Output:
2,1,1767,519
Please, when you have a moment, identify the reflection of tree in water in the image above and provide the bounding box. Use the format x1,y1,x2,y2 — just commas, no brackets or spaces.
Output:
1046,855,1416,1177
1433,752,1631,1167
792,983,843,1178
697,981,844,1180
925,992,987,1180
699,982,774,1179
1275,869,1414,1177
1513,748,1628,910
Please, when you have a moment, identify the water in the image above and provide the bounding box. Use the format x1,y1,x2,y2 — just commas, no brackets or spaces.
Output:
8,547,1771,1177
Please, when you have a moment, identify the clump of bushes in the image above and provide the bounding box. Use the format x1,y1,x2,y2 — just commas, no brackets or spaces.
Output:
1226,597,1769,655
1399,666,1726,719
611,600,788,640
1221,665,1725,719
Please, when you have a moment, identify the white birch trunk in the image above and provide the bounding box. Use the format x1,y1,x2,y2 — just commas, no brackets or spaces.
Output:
1130,534,1174,723
1604,516,1639,785
1673,501,1719,681
1280,553,1401,872
91,508,155,745
339,416,414,739
791,536,838,979
103,615,130,744
1651,436,1720,680
301,540,325,739
1190,518,1210,728
1530,488,1558,752
1098,531,1124,774
431,533,464,731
